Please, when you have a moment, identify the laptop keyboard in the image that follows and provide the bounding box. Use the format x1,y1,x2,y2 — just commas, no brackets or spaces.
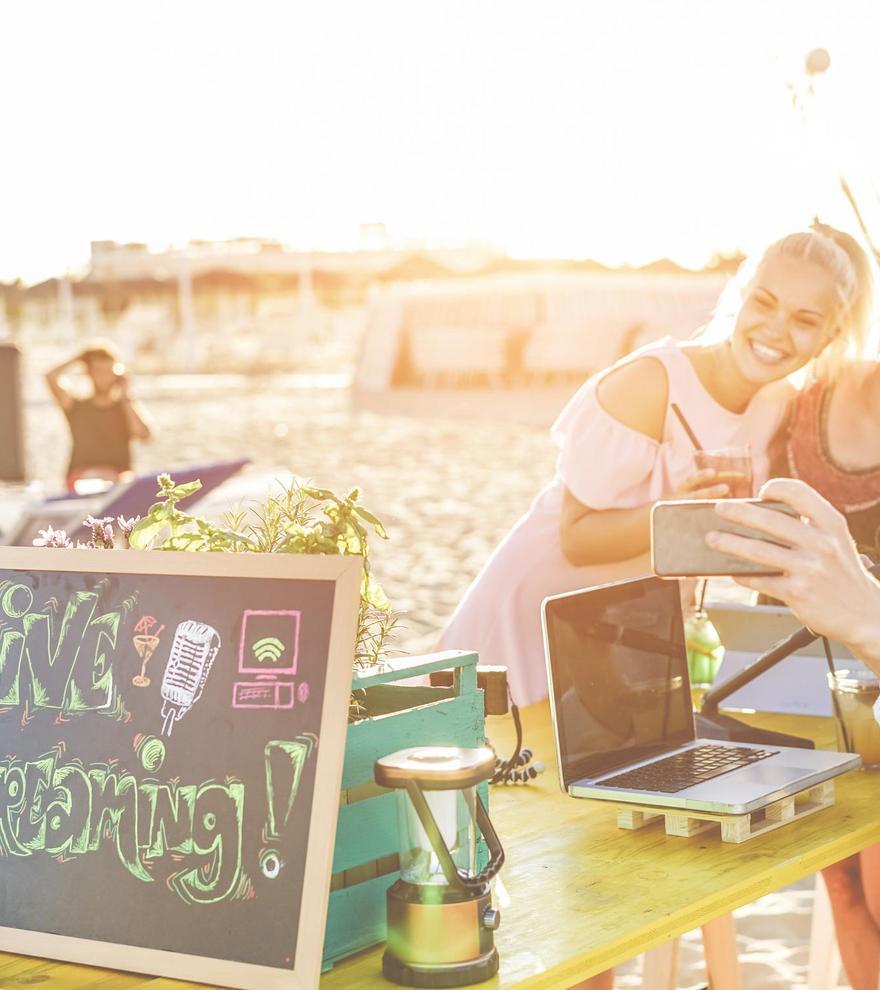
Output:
598,744,779,794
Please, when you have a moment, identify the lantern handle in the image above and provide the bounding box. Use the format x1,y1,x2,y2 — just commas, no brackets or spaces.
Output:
404,781,505,894
468,791,505,888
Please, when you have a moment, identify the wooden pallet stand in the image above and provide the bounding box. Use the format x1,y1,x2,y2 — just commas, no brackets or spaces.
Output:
616,779,835,844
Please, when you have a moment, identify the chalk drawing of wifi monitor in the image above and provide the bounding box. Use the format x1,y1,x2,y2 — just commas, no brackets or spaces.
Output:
232,609,301,710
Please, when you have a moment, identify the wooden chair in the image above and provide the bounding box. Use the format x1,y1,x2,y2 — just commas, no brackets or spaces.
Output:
642,913,741,990
807,874,842,990
641,874,844,989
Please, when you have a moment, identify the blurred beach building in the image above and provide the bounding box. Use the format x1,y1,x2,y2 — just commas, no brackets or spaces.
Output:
0,237,499,374
0,238,730,400
355,266,727,422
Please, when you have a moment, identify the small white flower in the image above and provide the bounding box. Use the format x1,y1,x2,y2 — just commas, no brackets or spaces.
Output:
33,526,72,549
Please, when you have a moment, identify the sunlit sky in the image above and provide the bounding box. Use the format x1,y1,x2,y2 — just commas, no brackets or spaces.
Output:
2,0,879,282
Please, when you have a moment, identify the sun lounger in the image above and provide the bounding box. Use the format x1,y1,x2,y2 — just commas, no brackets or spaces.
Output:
2,457,250,546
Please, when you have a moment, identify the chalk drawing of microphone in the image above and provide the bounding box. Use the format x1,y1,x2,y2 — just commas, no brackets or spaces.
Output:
160,620,221,737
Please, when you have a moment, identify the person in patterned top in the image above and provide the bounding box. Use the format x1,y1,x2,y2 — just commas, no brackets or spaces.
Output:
781,367,880,558
769,222,880,990
772,223,880,559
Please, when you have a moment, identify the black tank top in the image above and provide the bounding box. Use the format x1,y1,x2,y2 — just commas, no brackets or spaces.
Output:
65,398,132,475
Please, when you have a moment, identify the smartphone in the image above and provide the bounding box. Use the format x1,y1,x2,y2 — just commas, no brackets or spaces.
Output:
651,498,799,578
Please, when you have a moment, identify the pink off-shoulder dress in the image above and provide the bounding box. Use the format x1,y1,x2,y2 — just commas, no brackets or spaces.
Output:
438,337,792,706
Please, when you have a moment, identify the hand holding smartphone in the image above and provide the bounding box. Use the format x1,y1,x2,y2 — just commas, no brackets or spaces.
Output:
651,498,799,577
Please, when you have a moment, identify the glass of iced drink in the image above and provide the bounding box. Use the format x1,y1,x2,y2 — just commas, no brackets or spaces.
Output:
828,669,880,768
694,444,753,499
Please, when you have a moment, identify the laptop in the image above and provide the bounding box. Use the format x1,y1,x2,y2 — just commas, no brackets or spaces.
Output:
706,601,869,718
542,575,860,815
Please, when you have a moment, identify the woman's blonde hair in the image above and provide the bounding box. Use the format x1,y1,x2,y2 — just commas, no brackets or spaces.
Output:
701,224,878,378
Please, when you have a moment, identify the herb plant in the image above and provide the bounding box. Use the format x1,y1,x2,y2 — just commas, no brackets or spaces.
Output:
36,474,400,715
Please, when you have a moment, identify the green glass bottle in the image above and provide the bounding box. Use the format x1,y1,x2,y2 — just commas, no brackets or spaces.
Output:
684,609,725,690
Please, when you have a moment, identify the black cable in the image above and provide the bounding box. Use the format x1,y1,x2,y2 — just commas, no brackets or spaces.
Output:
490,696,523,784
489,688,546,785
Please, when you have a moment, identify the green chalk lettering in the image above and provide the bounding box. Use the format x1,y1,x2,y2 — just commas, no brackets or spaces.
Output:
169,782,245,905
16,754,55,851
0,763,28,856
23,592,97,710
0,749,249,905
143,782,196,857
44,762,92,856
65,609,122,713
0,585,128,717
88,769,151,882
0,628,24,705
1,584,33,619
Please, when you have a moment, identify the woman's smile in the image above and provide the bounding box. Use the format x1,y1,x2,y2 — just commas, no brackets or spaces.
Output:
747,337,791,366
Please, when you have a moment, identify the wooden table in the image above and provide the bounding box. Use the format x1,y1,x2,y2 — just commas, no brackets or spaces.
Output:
0,705,877,989
323,704,879,989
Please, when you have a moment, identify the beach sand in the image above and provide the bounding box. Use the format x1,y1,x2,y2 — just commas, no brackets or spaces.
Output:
13,362,849,989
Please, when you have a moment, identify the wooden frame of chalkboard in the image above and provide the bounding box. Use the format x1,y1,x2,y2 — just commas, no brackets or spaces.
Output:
0,546,362,990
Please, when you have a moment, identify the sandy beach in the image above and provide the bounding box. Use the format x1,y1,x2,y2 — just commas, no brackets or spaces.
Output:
10,355,847,989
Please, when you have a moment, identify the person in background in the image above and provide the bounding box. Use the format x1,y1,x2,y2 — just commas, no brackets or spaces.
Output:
439,227,873,718
45,342,153,491
708,480,880,990
771,222,880,559
757,224,880,990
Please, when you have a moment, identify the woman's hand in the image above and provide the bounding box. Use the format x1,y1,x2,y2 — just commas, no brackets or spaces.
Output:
675,468,731,500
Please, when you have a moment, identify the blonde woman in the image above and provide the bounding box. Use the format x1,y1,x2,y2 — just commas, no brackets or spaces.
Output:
440,227,873,712
440,227,874,990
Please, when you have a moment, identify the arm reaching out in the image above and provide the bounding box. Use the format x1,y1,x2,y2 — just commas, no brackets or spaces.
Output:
706,478,880,675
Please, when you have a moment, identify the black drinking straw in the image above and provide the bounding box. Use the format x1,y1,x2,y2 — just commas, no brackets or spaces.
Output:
697,579,708,613
821,637,853,754
670,402,703,452
674,404,709,613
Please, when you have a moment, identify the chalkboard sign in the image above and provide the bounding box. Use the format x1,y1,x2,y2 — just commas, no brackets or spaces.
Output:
0,547,362,990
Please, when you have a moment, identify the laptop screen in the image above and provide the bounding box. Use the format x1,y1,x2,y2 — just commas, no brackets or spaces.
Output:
543,576,694,788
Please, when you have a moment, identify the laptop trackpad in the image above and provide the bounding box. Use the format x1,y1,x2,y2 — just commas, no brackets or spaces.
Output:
736,764,814,786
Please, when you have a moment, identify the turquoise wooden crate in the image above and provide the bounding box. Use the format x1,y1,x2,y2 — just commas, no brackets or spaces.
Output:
323,650,487,970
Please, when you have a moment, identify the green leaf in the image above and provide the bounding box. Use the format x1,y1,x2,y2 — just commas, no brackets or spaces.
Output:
301,486,337,502
352,505,388,539
169,480,203,502
128,517,168,551
362,571,390,609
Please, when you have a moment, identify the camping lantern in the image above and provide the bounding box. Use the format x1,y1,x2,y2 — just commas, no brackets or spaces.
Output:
374,746,505,987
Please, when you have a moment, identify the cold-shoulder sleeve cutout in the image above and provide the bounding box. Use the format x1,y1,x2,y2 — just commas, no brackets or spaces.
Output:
594,356,670,442
551,382,660,510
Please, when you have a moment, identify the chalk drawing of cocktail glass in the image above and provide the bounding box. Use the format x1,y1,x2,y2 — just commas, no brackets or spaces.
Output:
132,624,165,687
160,620,221,737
